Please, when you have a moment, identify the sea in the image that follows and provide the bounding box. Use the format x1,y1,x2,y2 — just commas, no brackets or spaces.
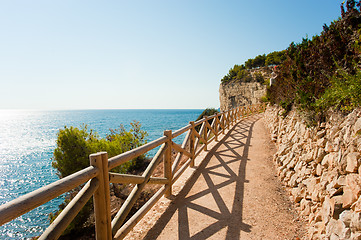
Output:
0,109,203,239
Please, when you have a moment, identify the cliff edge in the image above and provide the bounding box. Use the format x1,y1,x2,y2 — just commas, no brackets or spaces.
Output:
219,67,271,111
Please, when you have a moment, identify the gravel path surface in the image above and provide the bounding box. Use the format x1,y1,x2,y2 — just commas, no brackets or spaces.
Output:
126,115,307,240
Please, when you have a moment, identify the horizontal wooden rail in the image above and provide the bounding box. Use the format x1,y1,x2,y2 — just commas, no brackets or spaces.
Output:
0,166,99,226
172,124,192,138
108,136,168,170
109,173,168,185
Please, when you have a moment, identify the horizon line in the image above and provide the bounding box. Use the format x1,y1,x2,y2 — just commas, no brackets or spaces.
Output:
0,107,217,111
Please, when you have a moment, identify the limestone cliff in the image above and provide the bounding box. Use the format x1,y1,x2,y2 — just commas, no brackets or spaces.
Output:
219,81,266,111
219,68,271,111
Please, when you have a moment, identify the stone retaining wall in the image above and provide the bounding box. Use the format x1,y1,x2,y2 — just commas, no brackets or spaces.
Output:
264,105,361,239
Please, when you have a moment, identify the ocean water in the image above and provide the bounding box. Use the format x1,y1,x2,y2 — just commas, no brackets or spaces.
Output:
0,109,202,239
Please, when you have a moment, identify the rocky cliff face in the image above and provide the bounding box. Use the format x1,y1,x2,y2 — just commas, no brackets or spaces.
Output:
264,105,361,239
219,81,266,111
219,68,270,111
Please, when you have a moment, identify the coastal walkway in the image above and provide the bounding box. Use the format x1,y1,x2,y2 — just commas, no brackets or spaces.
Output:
126,114,306,240
0,106,307,239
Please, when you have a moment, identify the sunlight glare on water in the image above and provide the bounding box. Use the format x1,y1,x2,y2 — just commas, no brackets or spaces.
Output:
0,109,202,239
0,110,62,239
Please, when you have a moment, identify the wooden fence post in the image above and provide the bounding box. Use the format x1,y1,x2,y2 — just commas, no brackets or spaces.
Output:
189,122,195,167
232,109,235,125
227,111,230,129
221,113,225,134
234,108,237,124
90,152,111,240
164,130,172,197
229,110,233,126
203,116,208,151
214,115,218,141
234,109,236,123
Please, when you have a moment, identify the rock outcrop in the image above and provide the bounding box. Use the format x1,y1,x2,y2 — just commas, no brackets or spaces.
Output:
264,105,361,239
219,68,270,111
219,81,266,111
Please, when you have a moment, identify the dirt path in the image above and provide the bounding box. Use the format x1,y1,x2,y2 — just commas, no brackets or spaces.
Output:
129,115,307,239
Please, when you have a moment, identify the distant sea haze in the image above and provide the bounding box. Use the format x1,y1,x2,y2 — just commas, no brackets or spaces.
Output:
0,109,202,239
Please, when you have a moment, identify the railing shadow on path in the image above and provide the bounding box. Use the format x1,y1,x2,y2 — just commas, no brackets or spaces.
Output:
0,104,265,240
143,114,262,240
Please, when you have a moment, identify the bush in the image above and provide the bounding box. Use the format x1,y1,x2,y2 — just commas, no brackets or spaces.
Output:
51,121,148,235
316,68,361,112
52,125,98,178
265,50,286,66
195,108,219,132
196,108,219,121
254,72,264,83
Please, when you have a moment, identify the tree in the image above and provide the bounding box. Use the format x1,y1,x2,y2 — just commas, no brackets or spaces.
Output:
245,58,254,69
265,50,286,66
253,54,266,68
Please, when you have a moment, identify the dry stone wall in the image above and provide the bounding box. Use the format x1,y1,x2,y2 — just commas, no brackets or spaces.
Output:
264,105,361,239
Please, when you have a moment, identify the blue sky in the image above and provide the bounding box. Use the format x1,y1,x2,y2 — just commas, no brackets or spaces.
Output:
0,0,342,109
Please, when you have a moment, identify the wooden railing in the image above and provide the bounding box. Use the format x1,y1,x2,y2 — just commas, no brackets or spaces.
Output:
0,103,265,240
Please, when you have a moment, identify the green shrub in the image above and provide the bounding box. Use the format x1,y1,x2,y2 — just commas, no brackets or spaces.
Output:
52,125,98,178
195,108,219,132
51,121,148,235
316,68,361,112
221,50,286,84
265,50,286,66
196,108,219,121
279,100,293,117
254,72,264,83
260,94,270,103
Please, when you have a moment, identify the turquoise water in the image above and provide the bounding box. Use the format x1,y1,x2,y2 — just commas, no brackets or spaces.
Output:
0,109,202,239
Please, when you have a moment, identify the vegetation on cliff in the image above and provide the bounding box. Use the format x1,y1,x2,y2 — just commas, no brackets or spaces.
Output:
221,50,285,83
223,0,361,116
51,121,148,236
268,0,361,114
